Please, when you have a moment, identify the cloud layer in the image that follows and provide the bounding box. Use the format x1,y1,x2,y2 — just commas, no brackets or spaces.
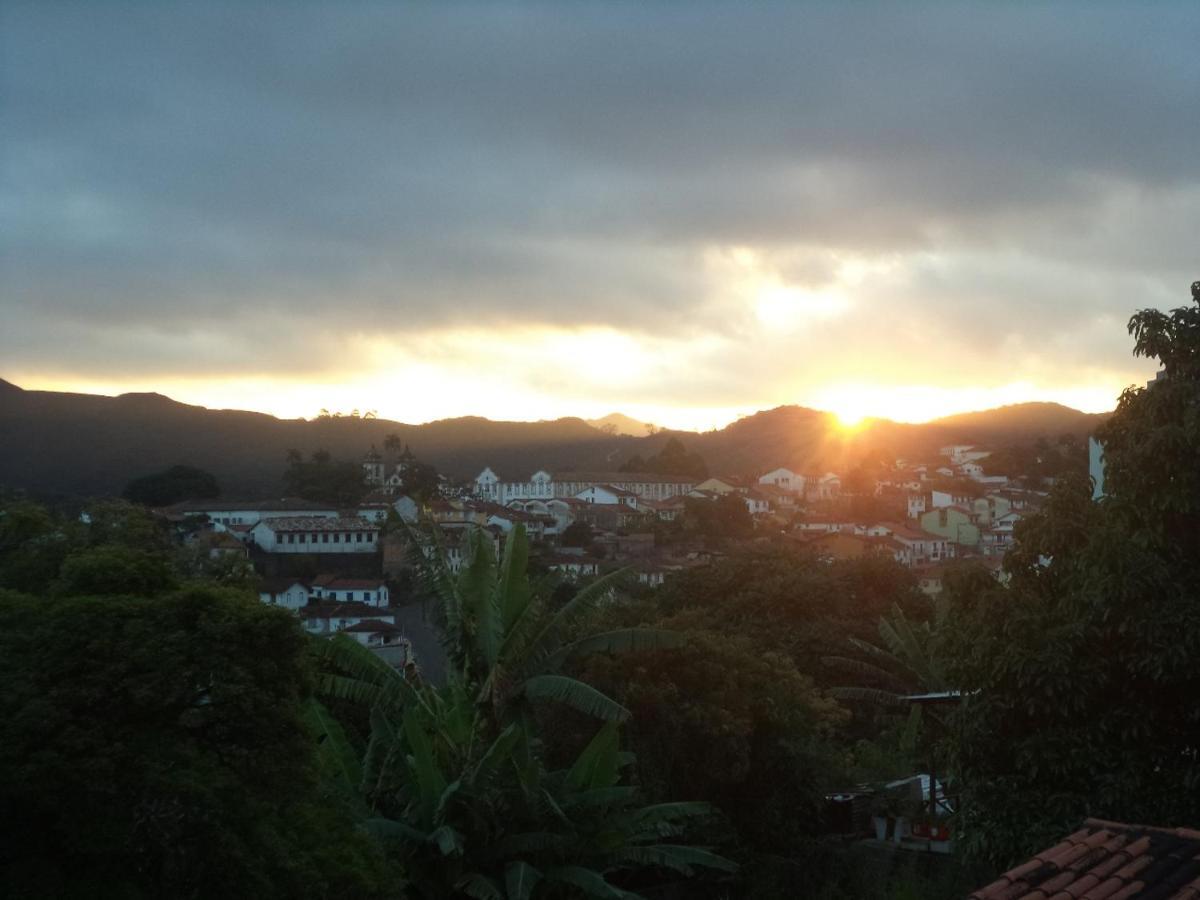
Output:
3,3,1195,425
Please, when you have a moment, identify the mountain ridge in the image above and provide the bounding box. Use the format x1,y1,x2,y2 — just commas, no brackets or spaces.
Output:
0,379,1111,498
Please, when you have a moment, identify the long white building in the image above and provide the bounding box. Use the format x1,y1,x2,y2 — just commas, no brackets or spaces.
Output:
474,468,696,505
249,516,381,553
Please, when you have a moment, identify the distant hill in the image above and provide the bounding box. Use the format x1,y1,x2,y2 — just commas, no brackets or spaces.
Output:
927,402,1110,442
586,413,656,437
0,380,1113,498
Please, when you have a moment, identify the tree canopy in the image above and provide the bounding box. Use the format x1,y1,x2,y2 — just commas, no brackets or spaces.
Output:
123,464,220,507
944,282,1200,868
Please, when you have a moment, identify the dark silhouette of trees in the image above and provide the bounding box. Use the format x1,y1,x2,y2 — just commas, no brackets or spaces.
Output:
123,464,220,507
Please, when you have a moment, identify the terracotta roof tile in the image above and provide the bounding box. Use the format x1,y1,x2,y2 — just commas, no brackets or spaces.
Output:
970,820,1200,900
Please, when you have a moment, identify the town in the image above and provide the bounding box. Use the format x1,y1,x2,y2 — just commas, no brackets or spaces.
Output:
162,437,1054,661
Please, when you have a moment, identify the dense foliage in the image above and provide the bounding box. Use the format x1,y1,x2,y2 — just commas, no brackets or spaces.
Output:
283,448,369,505
315,526,734,898
123,464,221,507
943,284,1200,867
620,437,708,479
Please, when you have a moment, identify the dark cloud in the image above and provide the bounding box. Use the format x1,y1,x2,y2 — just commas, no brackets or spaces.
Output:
1,2,1196,393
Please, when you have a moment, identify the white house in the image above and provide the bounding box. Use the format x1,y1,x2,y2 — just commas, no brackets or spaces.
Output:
171,498,339,528
547,555,602,579
310,576,389,606
575,484,639,509
758,467,804,493
887,524,956,567
906,493,927,519
257,578,310,610
300,601,395,635
250,516,381,553
474,468,696,505
743,489,771,516
961,461,985,480
341,620,410,648
807,473,842,501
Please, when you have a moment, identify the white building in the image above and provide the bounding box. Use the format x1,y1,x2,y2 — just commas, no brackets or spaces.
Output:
576,484,639,509
171,498,338,528
906,493,927,519
311,576,389,606
257,578,310,610
250,516,381,553
474,468,696,505
300,601,395,635
758,467,805,493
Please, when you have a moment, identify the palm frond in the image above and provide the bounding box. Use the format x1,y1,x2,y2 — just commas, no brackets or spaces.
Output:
565,722,621,792
301,698,362,797
520,674,630,722
505,861,543,900
541,865,625,900
454,873,503,900
821,655,909,692
521,567,633,673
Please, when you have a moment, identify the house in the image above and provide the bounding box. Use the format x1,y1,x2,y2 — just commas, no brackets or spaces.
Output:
576,484,639,509
299,601,395,635
931,489,975,510
886,523,956,567
969,818,1200,900
919,506,980,548
392,494,420,523
168,498,338,528
756,484,799,511
205,530,249,558
758,467,805,494
693,476,750,495
806,473,842,501
742,489,772,516
474,468,697,505
249,516,381,553
257,578,310,610
639,496,687,521
341,620,410,648
906,493,927,519
546,555,602,579
310,575,389,606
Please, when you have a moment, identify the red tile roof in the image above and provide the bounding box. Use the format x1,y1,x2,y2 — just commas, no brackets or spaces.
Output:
969,818,1200,900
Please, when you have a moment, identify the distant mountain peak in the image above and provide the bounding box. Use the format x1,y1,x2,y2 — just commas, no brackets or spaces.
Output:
586,412,655,437
0,377,24,393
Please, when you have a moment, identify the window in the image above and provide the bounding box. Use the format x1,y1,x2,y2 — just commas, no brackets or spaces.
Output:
287,534,295,544
345,592,354,602
322,533,329,543
299,533,306,543
276,533,284,545
364,592,372,603
366,532,374,542
356,532,363,542
333,533,340,543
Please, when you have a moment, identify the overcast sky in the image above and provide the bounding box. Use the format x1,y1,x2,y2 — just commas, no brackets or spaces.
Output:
3,3,1195,428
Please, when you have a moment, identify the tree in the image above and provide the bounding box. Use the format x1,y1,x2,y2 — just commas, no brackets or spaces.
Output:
282,450,366,506
561,521,594,549
681,493,753,539
57,545,177,596
944,282,1200,868
123,464,220,507
621,438,707,478
313,525,732,897
0,586,395,898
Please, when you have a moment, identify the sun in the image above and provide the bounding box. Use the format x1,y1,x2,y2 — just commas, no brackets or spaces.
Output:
834,408,868,430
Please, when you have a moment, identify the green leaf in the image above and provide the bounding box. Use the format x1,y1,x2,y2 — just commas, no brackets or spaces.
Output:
542,628,683,673
609,844,738,875
542,865,624,899
505,861,543,900
455,872,503,899
520,674,630,722
300,698,362,796
565,722,621,791
427,823,464,857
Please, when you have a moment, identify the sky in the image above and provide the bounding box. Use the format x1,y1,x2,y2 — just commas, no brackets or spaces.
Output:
3,3,1196,431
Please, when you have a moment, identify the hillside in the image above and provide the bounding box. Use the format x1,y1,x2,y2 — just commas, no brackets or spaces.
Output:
585,413,656,437
0,379,1112,498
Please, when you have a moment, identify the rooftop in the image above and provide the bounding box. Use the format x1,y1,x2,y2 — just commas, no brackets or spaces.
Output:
970,818,1200,900
256,516,378,532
